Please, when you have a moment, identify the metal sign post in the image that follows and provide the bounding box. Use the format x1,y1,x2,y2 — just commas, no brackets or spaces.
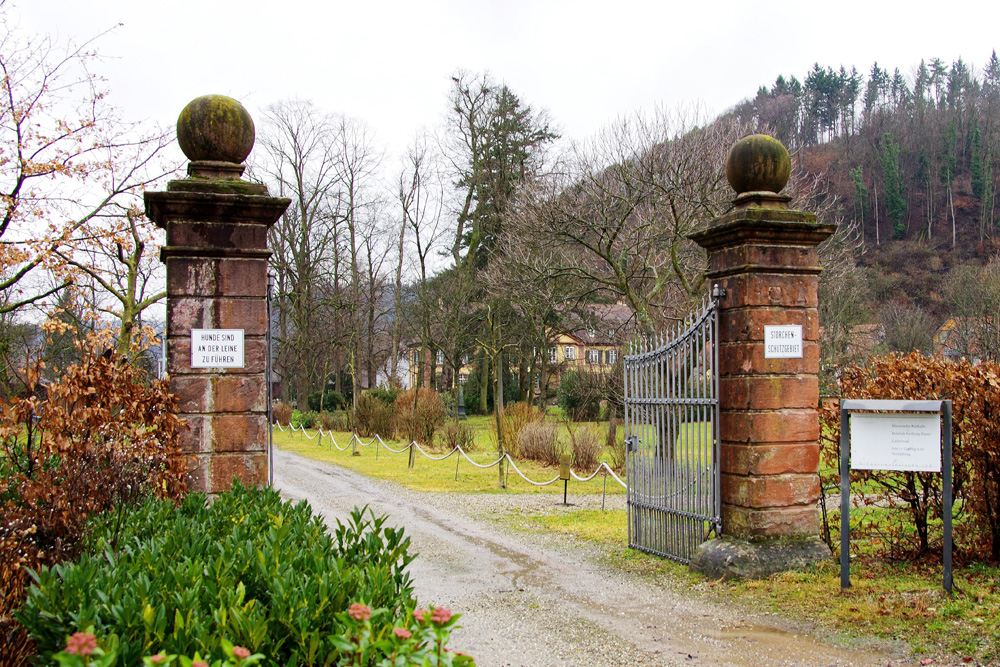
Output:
839,399,953,592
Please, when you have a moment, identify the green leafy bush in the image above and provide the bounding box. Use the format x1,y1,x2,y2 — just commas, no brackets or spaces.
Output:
291,409,318,429
307,389,345,413
557,370,602,421
18,483,417,666
365,387,400,407
354,393,395,438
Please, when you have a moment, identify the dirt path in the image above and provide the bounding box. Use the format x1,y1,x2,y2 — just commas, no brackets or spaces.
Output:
273,447,909,667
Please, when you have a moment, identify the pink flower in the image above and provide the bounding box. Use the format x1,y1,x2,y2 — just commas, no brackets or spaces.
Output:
232,646,251,659
192,662,209,667
413,608,428,623
149,655,168,664
348,602,372,621
431,607,453,624
392,627,412,640
64,632,98,656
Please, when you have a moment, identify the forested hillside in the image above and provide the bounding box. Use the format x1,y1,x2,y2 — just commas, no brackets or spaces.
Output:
725,53,1000,368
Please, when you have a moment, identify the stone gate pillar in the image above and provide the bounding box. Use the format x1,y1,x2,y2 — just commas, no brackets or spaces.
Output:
690,135,835,578
145,95,289,495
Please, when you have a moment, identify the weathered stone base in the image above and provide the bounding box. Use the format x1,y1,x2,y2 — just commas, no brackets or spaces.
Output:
689,536,831,580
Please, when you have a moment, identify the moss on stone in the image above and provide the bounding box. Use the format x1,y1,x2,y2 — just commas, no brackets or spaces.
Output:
177,95,255,163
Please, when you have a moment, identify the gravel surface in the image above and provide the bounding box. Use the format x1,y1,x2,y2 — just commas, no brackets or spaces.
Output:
273,447,913,667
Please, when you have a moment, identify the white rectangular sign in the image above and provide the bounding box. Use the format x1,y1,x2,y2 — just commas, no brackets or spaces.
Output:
850,413,941,472
190,329,245,368
764,325,803,358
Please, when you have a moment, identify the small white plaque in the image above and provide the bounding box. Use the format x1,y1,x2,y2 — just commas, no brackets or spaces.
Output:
190,329,245,368
764,325,803,358
850,413,941,472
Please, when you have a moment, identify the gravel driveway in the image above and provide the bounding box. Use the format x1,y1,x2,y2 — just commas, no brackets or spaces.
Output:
273,447,910,667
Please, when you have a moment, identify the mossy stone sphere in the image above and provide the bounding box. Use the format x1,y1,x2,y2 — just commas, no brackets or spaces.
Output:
725,134,791,195
176,95,255,163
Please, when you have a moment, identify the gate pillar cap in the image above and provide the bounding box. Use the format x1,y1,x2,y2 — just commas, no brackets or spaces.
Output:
725,135,791,199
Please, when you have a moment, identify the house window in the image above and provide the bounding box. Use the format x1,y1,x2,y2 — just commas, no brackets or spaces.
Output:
533,374,540,390
459,373,468,385
606,350,618,364
436,350,444,365
586,349,600,364
412,349,420,365
548,347,557,364
461,353,470,366
565,346,576,360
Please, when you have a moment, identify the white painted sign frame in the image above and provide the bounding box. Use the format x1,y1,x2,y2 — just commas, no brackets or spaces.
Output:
763,324,803,358
190,329,245,368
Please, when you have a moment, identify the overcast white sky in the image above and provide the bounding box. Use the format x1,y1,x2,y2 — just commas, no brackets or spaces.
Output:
12,0,1000,167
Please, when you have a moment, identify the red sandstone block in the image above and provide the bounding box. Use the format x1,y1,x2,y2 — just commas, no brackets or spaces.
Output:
167,337,268,375
217,258,267,298
722,504,822,541
166,221,269,250
710,244,822,276
177,416,209,454
719,410,820,444
719,376,819,411
720,442,821,476
211,452,268,493
186,454,211,494
214,376,267,413
166,257,267,298
171,376,210,412
212,414,267,453
167,298,267,335
721,472,821,509
719,308,819,342
719,274,819,309
216,299,267,333
718,341,820,377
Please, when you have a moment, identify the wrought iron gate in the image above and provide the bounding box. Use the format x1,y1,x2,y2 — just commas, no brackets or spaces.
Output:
624,291,721,563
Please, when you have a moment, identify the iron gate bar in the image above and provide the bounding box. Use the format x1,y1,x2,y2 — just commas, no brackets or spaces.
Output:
624,292,721,564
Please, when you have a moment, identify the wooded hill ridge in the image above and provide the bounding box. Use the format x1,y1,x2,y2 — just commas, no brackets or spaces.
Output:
722,53,1000,369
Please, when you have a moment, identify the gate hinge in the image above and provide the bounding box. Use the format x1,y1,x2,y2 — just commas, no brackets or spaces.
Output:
712,284,727,299
625,435,640,452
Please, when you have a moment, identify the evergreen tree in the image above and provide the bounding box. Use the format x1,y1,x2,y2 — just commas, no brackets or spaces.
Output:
972,122,986,201
881,133,906,239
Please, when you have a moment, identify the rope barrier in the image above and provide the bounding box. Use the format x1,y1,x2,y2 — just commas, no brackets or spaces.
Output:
273,421,626,492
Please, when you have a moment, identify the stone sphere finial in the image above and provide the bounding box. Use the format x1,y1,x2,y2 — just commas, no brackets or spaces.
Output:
176,95,255,164
725,134,791,195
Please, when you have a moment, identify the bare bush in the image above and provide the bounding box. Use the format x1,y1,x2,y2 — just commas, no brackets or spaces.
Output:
495,401,544,457
355,394,396,438
273,401,293,426
518,422,562,466
571,425,603,470
394,388,445,446
439,421,476,451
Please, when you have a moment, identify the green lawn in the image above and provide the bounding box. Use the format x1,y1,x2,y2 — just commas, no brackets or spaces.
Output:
273,419,625,496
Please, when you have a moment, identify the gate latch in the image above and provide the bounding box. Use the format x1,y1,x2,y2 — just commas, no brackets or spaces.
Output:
625,435,640,453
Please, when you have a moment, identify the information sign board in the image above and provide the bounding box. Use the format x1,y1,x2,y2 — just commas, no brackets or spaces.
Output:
764,325,803,358
850,413,941,472
190,329,245,368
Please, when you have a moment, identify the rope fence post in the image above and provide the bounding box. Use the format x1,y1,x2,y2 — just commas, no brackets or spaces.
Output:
408,442,415,469
352,435,359,457
455,454,460,481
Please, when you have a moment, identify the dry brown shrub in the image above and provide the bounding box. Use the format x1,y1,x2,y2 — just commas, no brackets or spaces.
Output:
518,422,562,466
393,388,444,446
821,352,1000,561
356,393,396,438
439,421,476,451
570,425,603,470
495,401,544,457
0,343,188,665
273,401,293,426
318,410,348,432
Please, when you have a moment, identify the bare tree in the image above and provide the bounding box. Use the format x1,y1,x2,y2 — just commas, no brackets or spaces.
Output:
502,107,752,335
254,99,346,408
